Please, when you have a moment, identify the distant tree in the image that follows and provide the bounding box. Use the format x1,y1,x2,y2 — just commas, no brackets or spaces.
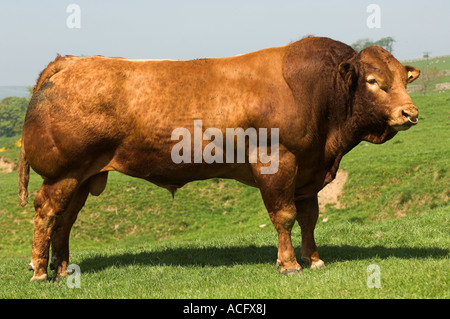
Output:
351,38,374,52
0,97,28,137
416,66,442,95
375,36,395,53
351,37,395,53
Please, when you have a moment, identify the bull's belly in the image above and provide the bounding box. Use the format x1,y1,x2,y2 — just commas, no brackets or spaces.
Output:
108,144,257,190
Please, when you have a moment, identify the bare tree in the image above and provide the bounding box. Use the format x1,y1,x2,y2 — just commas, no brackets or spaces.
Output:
417,66,441,95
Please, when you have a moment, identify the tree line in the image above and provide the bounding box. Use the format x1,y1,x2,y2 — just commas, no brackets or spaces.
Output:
0,96,29,137
350,37,395,53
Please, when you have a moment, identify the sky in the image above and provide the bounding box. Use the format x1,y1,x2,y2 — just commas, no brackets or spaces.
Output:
0,0,449,86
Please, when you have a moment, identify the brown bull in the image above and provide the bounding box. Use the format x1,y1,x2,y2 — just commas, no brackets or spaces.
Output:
18,36,420,281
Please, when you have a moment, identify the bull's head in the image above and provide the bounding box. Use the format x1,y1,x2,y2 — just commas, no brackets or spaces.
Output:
339,46,420,143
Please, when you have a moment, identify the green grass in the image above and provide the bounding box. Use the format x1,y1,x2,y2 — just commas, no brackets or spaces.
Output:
0,91,449,299
405,56,450,93
325,91,450,222
0,206,447,298
405,55,450,72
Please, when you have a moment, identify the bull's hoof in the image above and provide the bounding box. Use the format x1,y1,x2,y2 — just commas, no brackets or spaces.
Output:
30,273,48,282
56,270,69,279
29,262,48,281
311,259,325,269
280,268,302,276
301,257,326,269
277,259,302,275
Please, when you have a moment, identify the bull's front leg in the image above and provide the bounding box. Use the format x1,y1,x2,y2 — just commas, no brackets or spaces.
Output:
270,204,300,274
295,196,325,269
251,148,301,275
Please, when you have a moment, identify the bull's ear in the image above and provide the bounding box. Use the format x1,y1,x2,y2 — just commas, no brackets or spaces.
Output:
339,62,358,88
405,65,420,84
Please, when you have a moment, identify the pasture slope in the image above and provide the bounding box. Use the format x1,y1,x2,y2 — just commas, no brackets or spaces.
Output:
0,90,448,299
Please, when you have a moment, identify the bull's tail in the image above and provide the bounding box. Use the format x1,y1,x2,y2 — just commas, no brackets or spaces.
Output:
18,141,30,207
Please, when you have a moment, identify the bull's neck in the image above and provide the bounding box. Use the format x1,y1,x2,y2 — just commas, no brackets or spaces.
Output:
321,96,388,181
323,92,360,159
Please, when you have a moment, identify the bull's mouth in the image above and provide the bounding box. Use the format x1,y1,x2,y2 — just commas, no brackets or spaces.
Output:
389,108,419,131
391,118,418,131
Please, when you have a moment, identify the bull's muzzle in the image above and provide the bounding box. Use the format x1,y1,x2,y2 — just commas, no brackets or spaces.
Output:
391,105,419,131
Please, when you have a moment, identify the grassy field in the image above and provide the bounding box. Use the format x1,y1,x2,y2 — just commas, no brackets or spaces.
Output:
406,55,450,90
405,55,450,72
0,90,448,299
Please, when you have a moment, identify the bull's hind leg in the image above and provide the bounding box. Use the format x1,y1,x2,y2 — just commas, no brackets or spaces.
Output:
295,196,325,269
49,172,108,278
49,182,90,278
29,178,79,281
252,149,300,274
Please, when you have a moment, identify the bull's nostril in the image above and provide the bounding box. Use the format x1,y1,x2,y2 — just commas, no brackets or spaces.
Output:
402,110,418,125
407,117,419,124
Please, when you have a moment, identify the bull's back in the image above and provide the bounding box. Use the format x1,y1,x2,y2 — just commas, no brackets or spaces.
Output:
111,51,289,182
23,48,288,181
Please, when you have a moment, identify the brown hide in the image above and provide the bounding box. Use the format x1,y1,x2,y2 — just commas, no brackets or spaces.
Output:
19,37,420,281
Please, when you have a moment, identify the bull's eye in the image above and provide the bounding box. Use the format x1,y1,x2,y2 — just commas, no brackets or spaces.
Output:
367,78,377,85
